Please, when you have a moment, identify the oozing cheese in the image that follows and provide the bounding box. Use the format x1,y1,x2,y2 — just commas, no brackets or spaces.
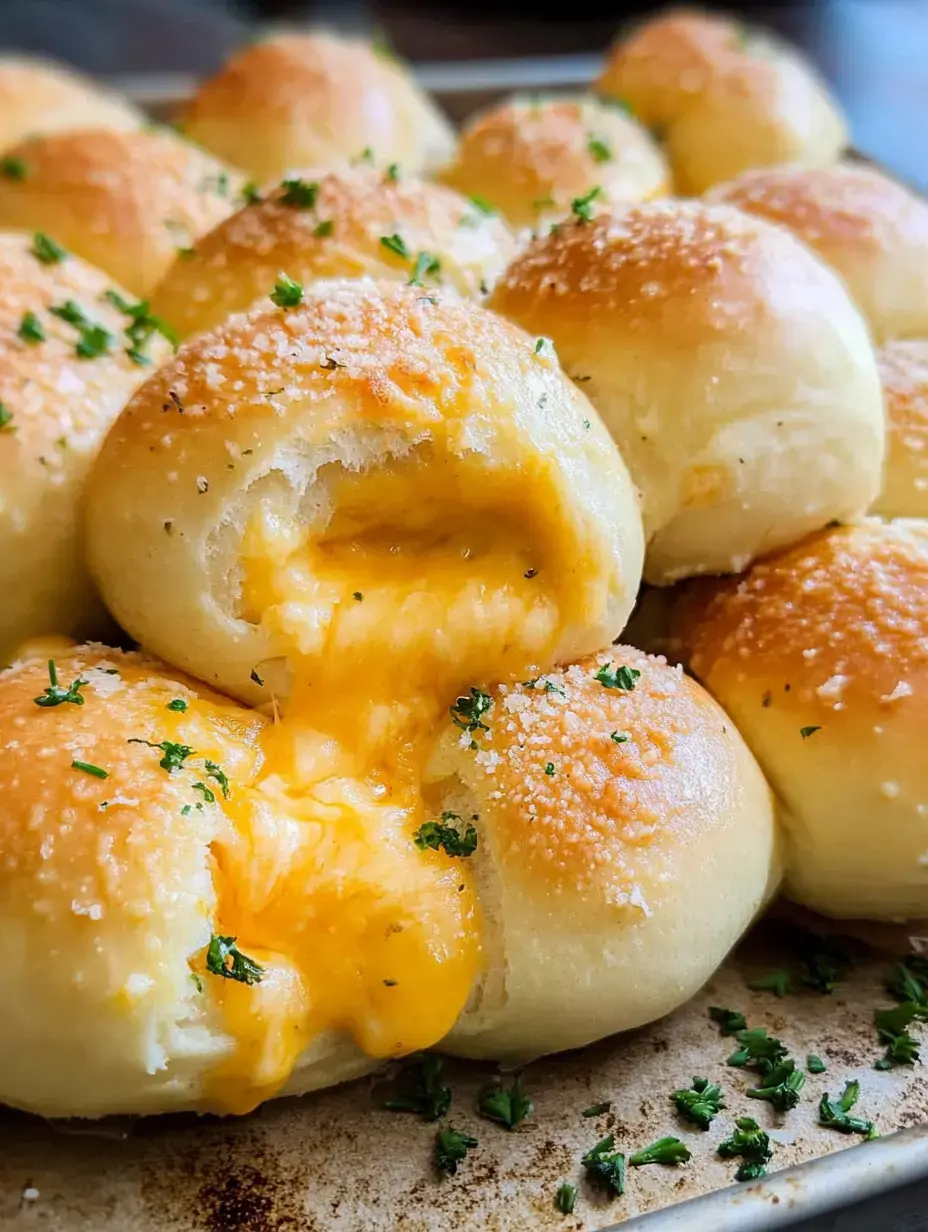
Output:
203,447,595,1112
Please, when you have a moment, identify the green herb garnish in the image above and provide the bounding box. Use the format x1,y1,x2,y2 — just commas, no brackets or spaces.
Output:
49,300,113,359
610,731,630,744
800,725,821,739
0,155,28,180
477,1075,532,1129
192,782,216,804
594,662,640,691
18,311,45,343
717,1117,773,1181
0,403,13,431
746,1060,805,1113
383,1054,452,1120
414,811,478,858
408,251,440,286
629,1137,691,1167
166,698,188,712
671,1076,723,1129
103,289,178,365
571,186,601,223
747,970,793,997
555,1183,577,1214
874,1002,924,1069
34,659,87,707
582,1101,611,1117
450,687,493,734
313,219,334,237
127,738,194,772
380,232,409,259
818,1081,878,1138
807,1054,826,1073
279,177,319,208
205,935,264,985
71,760,109,779
270,272,303,308
31,232,66,264
587,135,612,163
709,1005,747,1035
582,1134,626,1196
435,1126,477,1176
727,1027,789,1071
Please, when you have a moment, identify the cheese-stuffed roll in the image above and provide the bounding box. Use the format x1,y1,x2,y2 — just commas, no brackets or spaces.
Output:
86,280,644,716
0,644,486,1117
0,55,141,152
0,128,245,297
184,32,455,183
437,94,668,230
871,340,928,519
150,166,517,340
673,520,928,921
425,648,780,1059
490,200,884,585
0,231,171,665
708,164,928,344
596,9,847,194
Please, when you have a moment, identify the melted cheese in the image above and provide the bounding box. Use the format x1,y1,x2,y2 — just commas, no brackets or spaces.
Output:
203,447,592,1112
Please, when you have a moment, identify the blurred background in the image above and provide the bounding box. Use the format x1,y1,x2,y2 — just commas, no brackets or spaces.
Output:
0,0,925,188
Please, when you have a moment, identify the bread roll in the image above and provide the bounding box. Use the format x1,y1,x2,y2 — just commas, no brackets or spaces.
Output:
184,33,454,183
489,200,884,584
0,55,141,152
86,279,644,710
0,231,171,666
871,340,928,519
708,164,928,343
437,94,668,229
0,128,245,297
0,644,488,1117
425,648,779,1058
150,166,517,339
672,520,928,921
596,9,847,194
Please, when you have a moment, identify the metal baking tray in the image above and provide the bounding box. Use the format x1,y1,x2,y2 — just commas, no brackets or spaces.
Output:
1,52,925,1232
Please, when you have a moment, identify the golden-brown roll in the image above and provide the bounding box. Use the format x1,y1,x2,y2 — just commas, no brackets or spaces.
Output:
490,200,885,585
86,279,644,710
708,164,928,344
184,32,455,183
0,128,245,297
0,55,141,152
437,94,668,229
425,648,780,1059
871,340,928,519
595,9,847,194
0,231,171,666
0,644,481,1117
672,520,928,921
150,166,517,339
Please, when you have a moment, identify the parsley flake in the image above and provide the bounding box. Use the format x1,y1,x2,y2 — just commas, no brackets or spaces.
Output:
582,1135,626,1196
671,1076,723,1129
414,811,478,858
34,660,87,707
270,272,303,308
279,177,319,208
192,781,215,804
313,218,334,237
629,1137,691,1167
727,1026,789,1071
385,162,400,182
166,698,188,712
587,135,612,163
555,1183,577,1215
409,251,440,286
874,1001,924,1069
383,1054,452,1120
0,403,13,431
0,155,28,180
582,1101,611,1117
544,762,556,776
127,738,194,772
610,730,630,744
718,1117,773,1181
747,970,793,997
435,1126,477,1176
49,300,113,359
205,935,264,985
31,232,66,264
746,1060,806,1113
18,311,45,343
71,759,108,779
807,1054,826,1073
709,1005,747,1035
103,290,178,365
800,725,821,739
594,662,640,691
571,186,602,223
450,687,493,734
380,232,409,259
818,1081,878,1138
204,759,231,799
477,1075,532,1129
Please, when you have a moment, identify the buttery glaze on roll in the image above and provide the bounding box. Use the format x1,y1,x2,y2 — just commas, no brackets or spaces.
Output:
708,164,928,344
0,231,171,665
490,200,884,585
0,645,481,1117
595,9,847,193
672,520,928,921
437,94,668,229
150,166,517,339
871,340,928,519
0,55,141,152
0,127,245,297
426,648,779,1059
184,32,455,183
86,279,644,709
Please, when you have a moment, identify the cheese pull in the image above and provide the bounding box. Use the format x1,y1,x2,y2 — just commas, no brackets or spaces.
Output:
0,644,778,1118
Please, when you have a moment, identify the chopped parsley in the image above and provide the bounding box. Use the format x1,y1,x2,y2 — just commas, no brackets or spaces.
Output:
571,186,602,223
279,177,319,208
414,811,478,858
127,738,194,772
807,1054,826,1074
581,1134,626,1196
629,1137,691,1167
534,337,546,354
31,232,66,265
598,95,634,117
0,403,13,431
0,155,28,180
435,1126,477,1176
18,311,45,343
192,781,216,804
383,1053,452,1120
408,251,440,286
241,181,262,205
587,135,612,163
610,731,630,744
544,762,556,776
270,272,303,308
709,1005,747,1035
727,1026,789,1071
670,1076,723,1129
818,1081,877,1138
450,687,493,734
166,698,188,712
793,928,852,994
874,1001,924,1069
747,970,793,997
477,1075,532,1129
555,1183,577,1215
49,300,113,359
250,668,264,686
102,290,178,365
594,662,640,691
205,935,264,985
380,233,409,259
71,759,109,779
886,958,928,1006
204,760,231,799
385,163,400,182
34,660,87,707
717,1117,773,1181
800,725,821,739
313,219,334,237
582,1101,611,1117
746,1059,805,1113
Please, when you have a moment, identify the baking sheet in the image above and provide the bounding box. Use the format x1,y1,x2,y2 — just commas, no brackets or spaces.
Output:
1,54,924,1232
2,919,927,1231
